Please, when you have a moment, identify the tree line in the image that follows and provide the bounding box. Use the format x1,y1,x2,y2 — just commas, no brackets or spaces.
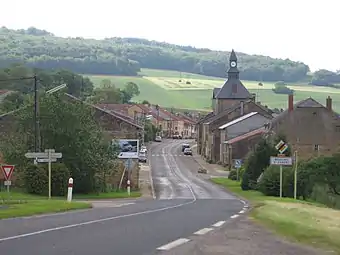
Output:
0,64,140,113
0,26,316,83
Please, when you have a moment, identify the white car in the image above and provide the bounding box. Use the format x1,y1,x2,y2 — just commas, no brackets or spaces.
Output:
155,136,162,142
141,145,147,152
138,151,147,163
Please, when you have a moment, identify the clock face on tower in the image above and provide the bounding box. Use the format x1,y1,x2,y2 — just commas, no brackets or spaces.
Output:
230,61,237,68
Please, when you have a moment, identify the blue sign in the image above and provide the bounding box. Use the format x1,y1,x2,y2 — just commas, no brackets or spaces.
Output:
234,159,242,168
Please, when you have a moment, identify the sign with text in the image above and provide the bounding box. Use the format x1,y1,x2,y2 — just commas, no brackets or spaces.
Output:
270,156,293,166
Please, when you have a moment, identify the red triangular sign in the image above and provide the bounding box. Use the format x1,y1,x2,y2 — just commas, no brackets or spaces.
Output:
1,165,15,180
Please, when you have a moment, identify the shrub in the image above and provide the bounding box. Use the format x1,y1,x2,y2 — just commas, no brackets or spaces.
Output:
51,163,71,196
24,164,48,195
228,169,237,180
24,163,70,196
258,165,294,197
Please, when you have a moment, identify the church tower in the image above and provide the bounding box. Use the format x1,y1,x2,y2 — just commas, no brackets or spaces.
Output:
214,50,251,114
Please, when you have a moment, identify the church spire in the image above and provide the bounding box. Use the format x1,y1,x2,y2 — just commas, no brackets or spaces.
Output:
215,49,251,99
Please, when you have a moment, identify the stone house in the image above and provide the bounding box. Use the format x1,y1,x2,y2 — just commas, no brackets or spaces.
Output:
219,112,271,165
223,127,268,169
270,94,340,159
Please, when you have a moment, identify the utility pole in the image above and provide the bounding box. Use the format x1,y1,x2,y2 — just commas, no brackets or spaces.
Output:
33,75,40,152
141,110,146,146
156,104,160,136
0,75,39,152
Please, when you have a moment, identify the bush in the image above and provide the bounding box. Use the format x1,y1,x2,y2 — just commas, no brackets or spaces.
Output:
51,163,71,196
272,85,294,94
258,165,294,197
228,169,237,180
24,164,48,196
24,163,70,196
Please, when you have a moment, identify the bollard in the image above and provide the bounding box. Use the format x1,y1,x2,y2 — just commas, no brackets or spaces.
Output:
67,177,74,202
127,179,131,196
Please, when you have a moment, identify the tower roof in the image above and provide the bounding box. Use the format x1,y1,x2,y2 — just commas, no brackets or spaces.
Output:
230,49,237,61
215,49,251,99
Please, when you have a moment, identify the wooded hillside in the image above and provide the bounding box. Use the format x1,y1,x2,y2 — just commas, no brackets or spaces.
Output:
0,27,313,82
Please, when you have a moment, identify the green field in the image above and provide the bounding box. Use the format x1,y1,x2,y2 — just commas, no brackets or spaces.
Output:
87,68,340,111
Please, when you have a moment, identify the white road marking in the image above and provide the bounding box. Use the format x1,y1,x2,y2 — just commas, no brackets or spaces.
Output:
212,221,226,227
230,214,239,219
193,227,213,235
239,210,245,214
157,238,190,250
0,199,196,242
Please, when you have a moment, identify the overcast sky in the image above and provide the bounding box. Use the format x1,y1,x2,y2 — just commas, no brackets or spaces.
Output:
1,0,339,71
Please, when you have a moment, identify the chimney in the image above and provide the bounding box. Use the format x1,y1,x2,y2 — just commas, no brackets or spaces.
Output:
288,94,294,112
326,96,332,111
240,101,244,115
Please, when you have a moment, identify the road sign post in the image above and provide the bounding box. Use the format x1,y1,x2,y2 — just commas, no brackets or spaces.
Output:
25,149,62,199
234,159,242,181
272,140,292,198
1,165,15,194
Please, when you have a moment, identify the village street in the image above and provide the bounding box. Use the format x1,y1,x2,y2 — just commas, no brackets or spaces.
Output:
0,139,244,255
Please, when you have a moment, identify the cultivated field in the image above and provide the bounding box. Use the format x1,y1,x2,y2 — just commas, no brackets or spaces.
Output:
87,68,340,111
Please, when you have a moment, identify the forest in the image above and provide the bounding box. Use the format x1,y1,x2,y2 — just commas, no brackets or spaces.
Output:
0,27,316,83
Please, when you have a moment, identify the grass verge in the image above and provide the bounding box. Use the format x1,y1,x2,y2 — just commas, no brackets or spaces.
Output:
211,178,340,254
0,199,91,220
73,191,142,200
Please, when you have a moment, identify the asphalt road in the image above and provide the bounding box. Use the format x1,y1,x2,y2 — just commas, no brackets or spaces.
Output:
0,139,243,255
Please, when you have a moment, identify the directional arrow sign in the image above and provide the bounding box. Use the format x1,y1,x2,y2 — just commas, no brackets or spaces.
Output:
37,158,57,163
1,165,15,181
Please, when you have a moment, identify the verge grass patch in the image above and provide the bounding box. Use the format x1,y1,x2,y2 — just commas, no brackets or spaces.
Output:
211,178,340,254
0,199,90,219
73,191,142,200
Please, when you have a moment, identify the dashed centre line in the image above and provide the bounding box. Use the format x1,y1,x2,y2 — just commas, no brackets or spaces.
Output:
194,227,213,235
212,221,226,227
157,238,190,250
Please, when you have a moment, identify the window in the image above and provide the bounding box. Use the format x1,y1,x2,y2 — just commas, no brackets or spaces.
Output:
314,145,319,151
335,126,340,132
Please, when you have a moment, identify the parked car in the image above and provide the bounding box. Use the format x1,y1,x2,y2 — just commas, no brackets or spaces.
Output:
182,143,190,152
183,148,192,156
138,151,147,163
141,145,147,151
155,136,162,142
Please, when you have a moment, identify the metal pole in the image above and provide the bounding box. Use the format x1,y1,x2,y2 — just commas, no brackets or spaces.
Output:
141,111,145,146
34,75,38,152
294,151,298,199
48,150,52,199
280,165,283,198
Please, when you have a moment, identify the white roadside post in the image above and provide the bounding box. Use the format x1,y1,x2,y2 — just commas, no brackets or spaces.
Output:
67,178,74,202
127,179,131,196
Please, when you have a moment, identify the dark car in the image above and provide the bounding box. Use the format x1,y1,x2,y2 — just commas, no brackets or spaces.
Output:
182,143,190,152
